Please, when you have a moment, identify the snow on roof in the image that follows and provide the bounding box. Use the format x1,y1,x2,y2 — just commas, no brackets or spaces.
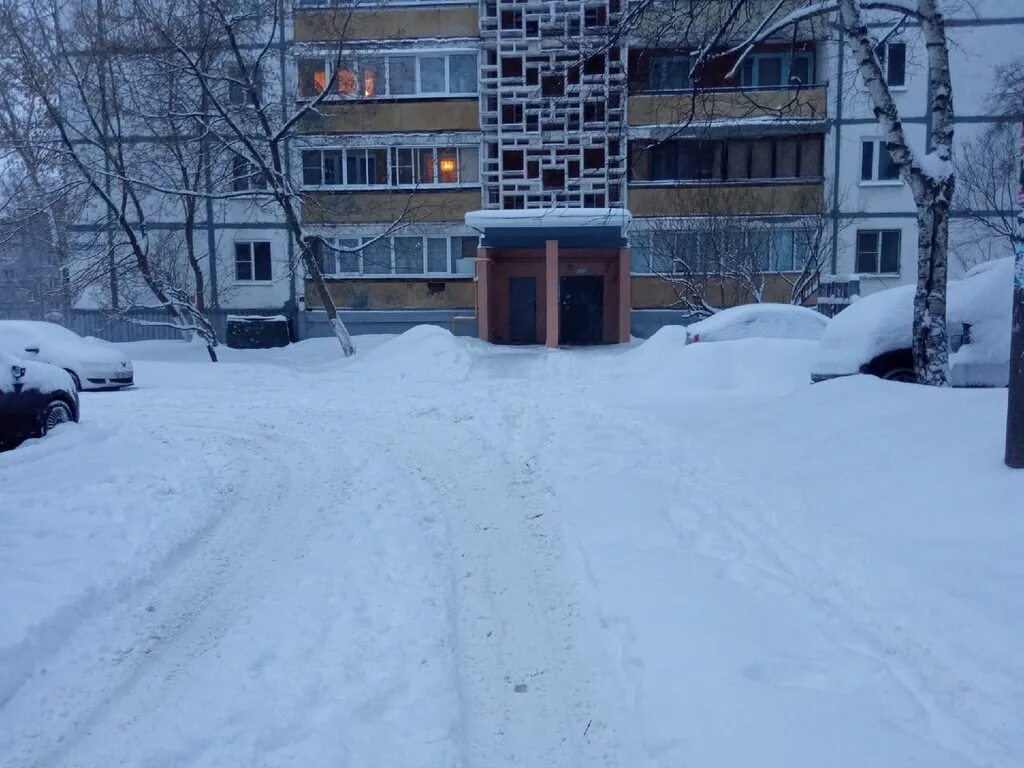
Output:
464,208,631,232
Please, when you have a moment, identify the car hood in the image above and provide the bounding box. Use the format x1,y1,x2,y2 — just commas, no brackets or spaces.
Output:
1,353,77,396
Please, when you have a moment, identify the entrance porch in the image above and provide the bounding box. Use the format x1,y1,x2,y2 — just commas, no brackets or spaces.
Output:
466,209,632,346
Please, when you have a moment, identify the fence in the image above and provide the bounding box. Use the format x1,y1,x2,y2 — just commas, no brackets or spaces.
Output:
67,308,296,344
816,275,861,318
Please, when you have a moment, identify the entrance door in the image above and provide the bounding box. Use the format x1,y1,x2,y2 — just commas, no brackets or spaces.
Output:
508,276,538,344
560,275,604,345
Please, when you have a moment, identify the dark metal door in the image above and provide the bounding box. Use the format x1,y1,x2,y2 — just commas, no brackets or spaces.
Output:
508,277,538,343
559,276,604,345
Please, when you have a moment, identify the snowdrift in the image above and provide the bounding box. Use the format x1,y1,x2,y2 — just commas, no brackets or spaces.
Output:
625,326,816,396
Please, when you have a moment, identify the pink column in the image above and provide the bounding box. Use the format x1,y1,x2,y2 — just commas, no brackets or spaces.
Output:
618,246,632,343
545,240,559,348
476,247,491,342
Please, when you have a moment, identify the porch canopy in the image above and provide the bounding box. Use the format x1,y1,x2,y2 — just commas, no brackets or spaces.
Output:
465,208,633,347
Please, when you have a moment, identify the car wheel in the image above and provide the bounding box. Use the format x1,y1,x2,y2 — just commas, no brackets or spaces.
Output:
65,369,82,391
881,367,917,383
41,400,74,435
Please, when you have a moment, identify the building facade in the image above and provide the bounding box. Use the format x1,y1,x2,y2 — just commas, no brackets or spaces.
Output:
64,0,1024,341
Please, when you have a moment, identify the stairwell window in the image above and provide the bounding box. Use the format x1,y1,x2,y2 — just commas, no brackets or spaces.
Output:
876,41,907,87
235,242,272,282
861,139,900,183
856,230,901,274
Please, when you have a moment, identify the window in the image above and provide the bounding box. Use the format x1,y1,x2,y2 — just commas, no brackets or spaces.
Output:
232,157,266,192
876,41,906,87
235,242,272,282
227,65,259,106
861,139,900,182
632,136,823,182
311,235,477,276
856,230,901,274
298,52,477,100
650,54,689,91
741,53,814,88
300,146,479,188
629,228,810,275
449,54,477,92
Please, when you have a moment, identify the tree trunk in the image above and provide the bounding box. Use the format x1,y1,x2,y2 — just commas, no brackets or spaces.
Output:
912,195,951,385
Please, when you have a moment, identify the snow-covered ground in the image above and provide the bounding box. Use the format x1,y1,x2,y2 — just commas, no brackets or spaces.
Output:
1,327,1022,768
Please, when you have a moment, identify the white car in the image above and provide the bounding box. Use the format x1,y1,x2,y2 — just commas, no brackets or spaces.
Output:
684,303,828,344
811,258,1012,386
0,321,134,391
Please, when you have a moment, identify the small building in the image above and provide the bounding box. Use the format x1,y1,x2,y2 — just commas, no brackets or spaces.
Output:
466,209,631,346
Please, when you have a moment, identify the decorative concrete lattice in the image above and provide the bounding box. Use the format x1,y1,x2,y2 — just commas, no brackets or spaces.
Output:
479,0,627,209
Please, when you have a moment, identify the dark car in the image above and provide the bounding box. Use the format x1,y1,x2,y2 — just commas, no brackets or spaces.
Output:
0,351,80,451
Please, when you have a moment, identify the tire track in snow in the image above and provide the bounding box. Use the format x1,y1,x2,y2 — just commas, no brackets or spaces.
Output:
385,394,637,768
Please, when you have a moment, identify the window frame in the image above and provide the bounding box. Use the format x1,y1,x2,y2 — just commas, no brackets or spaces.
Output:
299,145,480,190
855,229,901,275
875,41,907,89
628,227,812,275
310,234,478,277
631,135,824,185
234,241,273,283
741,52,815,89
296,50,478,101
860,138,902,184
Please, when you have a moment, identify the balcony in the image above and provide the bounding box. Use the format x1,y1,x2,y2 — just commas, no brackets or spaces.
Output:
628,86,827,128
298,100,479,134
627,182,823,218
302,189,482,224
293,5,478,42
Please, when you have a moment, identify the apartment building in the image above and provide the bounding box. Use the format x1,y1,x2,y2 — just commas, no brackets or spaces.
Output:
66,0,1022,342
289,0,837,343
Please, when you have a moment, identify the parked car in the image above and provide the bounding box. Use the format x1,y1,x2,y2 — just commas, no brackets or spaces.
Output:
811,257,1012,386
684,303,828,344
0,351,80,451
0,320,133,391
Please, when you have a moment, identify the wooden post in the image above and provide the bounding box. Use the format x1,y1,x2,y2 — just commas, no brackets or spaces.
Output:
618,246,631,343
545,239,559,348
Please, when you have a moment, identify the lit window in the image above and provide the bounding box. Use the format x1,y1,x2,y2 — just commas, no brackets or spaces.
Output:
438,149,459,183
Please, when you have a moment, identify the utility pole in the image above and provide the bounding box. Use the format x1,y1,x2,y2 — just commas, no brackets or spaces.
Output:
1005,122,1024,469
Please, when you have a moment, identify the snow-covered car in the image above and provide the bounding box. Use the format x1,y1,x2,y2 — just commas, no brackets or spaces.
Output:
0,351,80,451
811,257,1012,386
684,303,828,344
0,320,133,391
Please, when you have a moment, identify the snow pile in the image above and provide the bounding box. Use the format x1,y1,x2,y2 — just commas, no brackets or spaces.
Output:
3,336,1023,767
355,325,483,382
813,282,915,375
949,257,1013,372
625,325,816,396
685,303,827,342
